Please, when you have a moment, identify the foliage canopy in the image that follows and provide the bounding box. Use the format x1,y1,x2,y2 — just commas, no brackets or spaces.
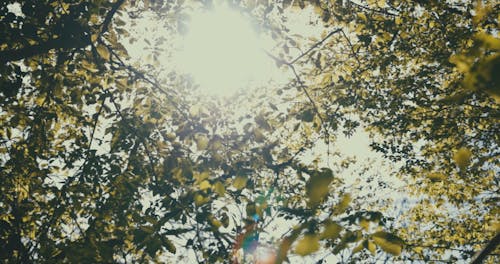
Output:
1,0,498,263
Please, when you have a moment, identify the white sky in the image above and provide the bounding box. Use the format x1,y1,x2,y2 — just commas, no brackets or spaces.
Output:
123,2,327,97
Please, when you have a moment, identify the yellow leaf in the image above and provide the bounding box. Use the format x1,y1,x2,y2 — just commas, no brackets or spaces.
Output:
295,234,320,256
208,215,222,229
61,2,70,12
352,242,364,254
321,221,342,240
472,1,491,25
359,218,370,231
334,193,351,215
475,32,500,50
453,147,472,170
196,134,209,150
449,54,470,73
96,44,110,60
489,220,500,232
427,172,446,182
357,12,367,22
194,194,209,206
35,96,45,106
395,17,402,25
213,181,225,196
233,176,248,190
372,231,404,256
199,180,211,190
189,105,200,116
81,59,98,73
194,171,209,183
367,240,376,255
90,14,99,24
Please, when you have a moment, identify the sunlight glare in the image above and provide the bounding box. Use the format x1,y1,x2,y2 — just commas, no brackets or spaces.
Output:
177,4,271,96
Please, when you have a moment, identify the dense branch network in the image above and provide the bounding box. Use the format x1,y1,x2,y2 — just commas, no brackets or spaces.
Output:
0,0,125,65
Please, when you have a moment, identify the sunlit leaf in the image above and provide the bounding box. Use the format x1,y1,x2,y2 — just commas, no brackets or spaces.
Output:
295,234,320,256
199,180,211,190
427,172,446,182
453,147,472,170
321,221,342,240
359,218,370,231
196,134,209,150
233,176,248,190
213,181,225,196
367,240,376,255
96,44,110,61
372,231,404,256
333,193,351,215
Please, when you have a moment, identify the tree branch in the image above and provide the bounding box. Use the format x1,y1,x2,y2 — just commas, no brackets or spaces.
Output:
471,232,500,264
0,0,126,65
100,0,126,35
289,28,342,65
347,0,398,16
0,37,87,65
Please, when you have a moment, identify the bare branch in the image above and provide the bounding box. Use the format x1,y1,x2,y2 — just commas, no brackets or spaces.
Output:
289,28,342,65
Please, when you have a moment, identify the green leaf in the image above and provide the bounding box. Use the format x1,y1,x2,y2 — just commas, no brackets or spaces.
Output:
306,169,333,207
145,237,162,257
133,227,150,243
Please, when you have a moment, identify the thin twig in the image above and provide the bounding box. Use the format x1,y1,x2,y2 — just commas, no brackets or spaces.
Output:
339,29,360,67
289,28,342,65
289,65,325,126
347,0,398,16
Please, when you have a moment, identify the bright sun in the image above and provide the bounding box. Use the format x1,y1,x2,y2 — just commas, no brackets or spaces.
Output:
177,4,271,96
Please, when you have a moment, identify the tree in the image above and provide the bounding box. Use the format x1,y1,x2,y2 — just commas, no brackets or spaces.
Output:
275,0,499,262
0,0,498,263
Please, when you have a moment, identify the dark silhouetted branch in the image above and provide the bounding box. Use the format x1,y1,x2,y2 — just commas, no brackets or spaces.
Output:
289,28,342,65
0,0,125,65
471,232,500,264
